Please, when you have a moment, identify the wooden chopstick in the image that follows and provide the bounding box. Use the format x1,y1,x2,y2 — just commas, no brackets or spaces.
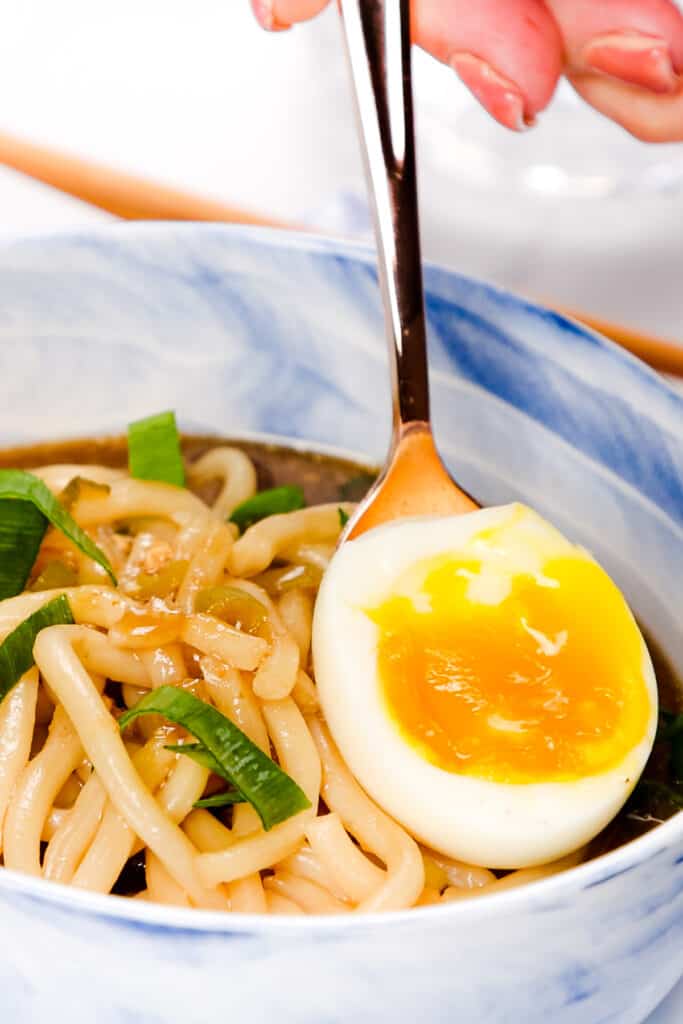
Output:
551,306,683,379
0,130,294,228
0,130,681,380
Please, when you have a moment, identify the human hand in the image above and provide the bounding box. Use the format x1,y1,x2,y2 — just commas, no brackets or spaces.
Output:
251,0,683,142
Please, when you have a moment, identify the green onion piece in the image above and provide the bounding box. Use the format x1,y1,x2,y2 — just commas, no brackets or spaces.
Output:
121,686,310,830
0,470,116,589
127,411,185,488
59,476,111,511
30,560,79,592
253,563,322,596
134,559,188,599
0,498,48,600
229,486,305,533
195,585,269,634
0,594,74,703
194,791,245,809
338,507,350,528
164,741,225,776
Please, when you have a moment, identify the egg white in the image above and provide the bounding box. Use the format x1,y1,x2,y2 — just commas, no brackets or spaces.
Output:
312,504,658,869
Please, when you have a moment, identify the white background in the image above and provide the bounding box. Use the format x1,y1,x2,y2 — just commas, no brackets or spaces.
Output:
0,1,682,337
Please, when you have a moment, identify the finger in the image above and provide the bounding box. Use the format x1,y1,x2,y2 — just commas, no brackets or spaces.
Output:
545,0,683,93
256,0,563,132
570,73,683,141
251,0,328,31
413,0,563,130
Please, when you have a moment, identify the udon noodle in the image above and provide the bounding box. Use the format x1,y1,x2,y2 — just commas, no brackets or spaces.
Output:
0,446,588,913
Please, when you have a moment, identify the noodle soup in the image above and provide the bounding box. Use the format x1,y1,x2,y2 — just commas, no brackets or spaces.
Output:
0,427,679,914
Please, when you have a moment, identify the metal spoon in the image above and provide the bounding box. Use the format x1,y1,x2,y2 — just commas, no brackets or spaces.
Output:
338,0,477,540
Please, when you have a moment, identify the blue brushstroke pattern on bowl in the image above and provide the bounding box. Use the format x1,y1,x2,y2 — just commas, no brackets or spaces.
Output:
0,223,680,1024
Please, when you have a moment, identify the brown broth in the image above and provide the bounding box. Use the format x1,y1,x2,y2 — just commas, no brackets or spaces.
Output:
0,433,680,861
0,434,378,507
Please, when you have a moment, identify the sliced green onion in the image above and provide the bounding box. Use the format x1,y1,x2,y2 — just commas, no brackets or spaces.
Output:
163,740,225,776
253,563,322,596
30,560,79,592
59,476,111,511
0,594,74,703
0,470,116,590
194,791,245,809
134,560,188,599
195,585,269,635
0,498,49,600
121,686,310,830
229,485,305,534
128,411,185,488
338,507,350,528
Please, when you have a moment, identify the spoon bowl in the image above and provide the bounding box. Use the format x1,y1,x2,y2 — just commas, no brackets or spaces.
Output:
346,424,476,539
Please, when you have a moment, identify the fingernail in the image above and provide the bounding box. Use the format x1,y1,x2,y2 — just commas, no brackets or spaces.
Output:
251,0,290,32
583,33,677,94
450,53,534,132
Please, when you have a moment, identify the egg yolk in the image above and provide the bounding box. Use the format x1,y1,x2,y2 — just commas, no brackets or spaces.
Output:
370,552,651,783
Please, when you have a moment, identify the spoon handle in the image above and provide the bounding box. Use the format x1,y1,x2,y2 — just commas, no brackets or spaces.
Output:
339,0,430,433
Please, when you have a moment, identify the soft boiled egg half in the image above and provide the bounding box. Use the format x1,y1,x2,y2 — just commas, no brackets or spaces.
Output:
313,504,658,869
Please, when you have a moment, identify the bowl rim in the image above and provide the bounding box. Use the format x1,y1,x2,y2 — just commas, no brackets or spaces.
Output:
4,217,680,406
1,805,680,934
0,220,680,934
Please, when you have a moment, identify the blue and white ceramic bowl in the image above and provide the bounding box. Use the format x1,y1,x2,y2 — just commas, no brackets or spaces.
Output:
0,224,681,1024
